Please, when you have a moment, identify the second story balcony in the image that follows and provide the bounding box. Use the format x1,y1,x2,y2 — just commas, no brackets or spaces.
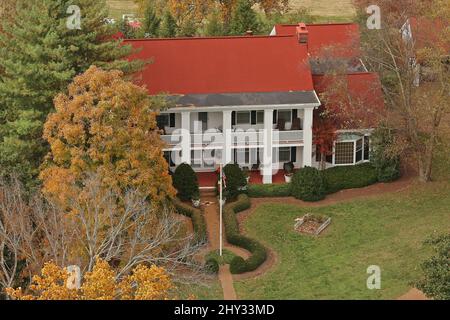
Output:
158,108,308,150
161,129,304,150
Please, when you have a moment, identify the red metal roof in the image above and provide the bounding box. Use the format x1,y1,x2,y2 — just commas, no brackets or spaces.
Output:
125,35,314,95
273,23,361,58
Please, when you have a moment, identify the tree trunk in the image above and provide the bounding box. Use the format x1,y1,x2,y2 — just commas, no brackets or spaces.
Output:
418,147,434,182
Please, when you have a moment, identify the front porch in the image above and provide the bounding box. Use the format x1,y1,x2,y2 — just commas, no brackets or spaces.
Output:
197,170,289,189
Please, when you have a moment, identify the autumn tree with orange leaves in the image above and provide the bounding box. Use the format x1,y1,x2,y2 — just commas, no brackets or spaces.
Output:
6,259,175,300
40,66,175,206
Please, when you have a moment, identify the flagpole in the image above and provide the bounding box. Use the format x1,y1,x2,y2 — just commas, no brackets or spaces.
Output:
219,163,223,257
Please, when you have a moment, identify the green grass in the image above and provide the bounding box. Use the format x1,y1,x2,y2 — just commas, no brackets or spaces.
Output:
206,249,239,266
235,181,450,299
178,281,223,300
106,0,138,20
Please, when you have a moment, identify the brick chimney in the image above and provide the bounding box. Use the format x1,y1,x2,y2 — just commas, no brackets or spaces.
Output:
296,23,309,45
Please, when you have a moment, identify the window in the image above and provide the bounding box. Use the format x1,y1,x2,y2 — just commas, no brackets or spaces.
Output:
156,113,175,129
278,110,292,123
364,136,370,161
156,114,169,129
198,112,208,132
356,139,363,163
256,111,264,124
335,142,355,165
236,111,250,125
235,148,250,164
279,147,291,163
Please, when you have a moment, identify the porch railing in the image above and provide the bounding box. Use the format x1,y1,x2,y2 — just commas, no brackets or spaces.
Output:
161,130,304,148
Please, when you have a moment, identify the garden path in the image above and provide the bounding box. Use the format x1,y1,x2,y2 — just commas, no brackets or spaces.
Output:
201,170,427,300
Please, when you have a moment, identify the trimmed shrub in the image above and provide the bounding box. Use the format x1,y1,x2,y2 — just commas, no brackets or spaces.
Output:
229,256,247,274
247,183,291,198
223,194,267,274
323,163,379,194
223,164,247,200
291,167,326,202
205,258,219,274
173,163,199,201
173,199,207,245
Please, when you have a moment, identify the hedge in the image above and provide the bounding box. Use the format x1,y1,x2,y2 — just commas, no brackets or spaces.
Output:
223,194,267,274
247,164,381,201
247,183,291,198
173,199,207,245
323,163,379,194
291,167,327,202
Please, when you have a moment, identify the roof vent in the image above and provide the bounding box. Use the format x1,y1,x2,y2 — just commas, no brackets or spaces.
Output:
296,23,309,44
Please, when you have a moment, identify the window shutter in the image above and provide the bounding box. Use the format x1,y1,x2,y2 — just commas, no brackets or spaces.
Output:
273,110,278,124
232,111,236,126
251,111,257,125
292,109,298,119
291,147,297,162
169,113,176,127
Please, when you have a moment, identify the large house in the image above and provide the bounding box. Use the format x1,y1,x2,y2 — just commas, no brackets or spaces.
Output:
125,23,384,185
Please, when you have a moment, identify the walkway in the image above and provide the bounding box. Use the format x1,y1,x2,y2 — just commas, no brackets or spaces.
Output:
202,194,250,300
201,170,422,300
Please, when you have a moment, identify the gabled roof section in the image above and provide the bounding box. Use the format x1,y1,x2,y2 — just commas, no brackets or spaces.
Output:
125,35,314,95
272,23,361,58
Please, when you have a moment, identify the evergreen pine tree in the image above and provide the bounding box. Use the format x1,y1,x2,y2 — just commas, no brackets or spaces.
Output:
0,0,144,187
143,0,161,38
229,0,260,36
204,11,224,36
159,11,177,38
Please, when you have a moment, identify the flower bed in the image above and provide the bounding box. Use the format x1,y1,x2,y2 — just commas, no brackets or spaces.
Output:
295,214,331,236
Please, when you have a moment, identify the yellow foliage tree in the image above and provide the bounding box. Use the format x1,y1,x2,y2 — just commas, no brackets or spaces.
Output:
6,259,175,300
40,65,175,206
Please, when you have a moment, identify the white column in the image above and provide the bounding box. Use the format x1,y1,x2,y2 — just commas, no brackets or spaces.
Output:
222,110,233,165
181,111,191,164
303,107,314,167
262,109,273,184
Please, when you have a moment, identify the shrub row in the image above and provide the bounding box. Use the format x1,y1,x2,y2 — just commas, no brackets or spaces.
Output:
223,194,267,274
247,183,291,198
323,163,379,194
247,163,381,202
173,199,207,245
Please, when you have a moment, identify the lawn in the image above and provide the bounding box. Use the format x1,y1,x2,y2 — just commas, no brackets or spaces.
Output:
235,181,450,299
105,0,356,21
106,0,138,20
178,281,223,300
290,0,356,18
